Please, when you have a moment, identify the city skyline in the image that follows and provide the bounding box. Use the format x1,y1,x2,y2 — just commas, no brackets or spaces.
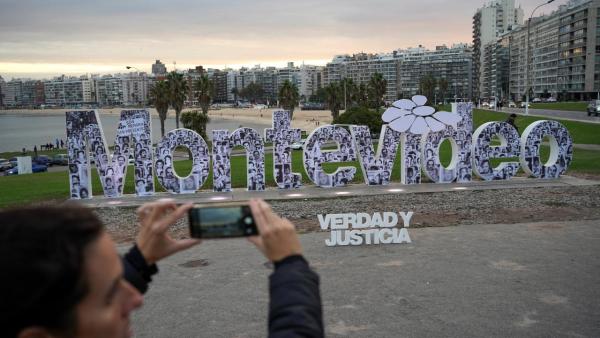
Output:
0,0,563,79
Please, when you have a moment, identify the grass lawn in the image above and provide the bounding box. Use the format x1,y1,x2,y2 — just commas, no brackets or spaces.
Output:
529,102,588,112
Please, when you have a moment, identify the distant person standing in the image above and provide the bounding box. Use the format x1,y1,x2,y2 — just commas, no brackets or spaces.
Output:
34,145,38,157
56,138,59,149
60,139,64,148
506,113,518,133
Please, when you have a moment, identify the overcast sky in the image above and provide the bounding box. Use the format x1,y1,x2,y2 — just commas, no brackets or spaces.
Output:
0,0,563,79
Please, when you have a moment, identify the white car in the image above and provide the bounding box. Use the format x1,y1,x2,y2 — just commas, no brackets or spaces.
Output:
0,158,12,171
532,98,542,103
291,140,305,150
508,101,516,108
547,97,557,102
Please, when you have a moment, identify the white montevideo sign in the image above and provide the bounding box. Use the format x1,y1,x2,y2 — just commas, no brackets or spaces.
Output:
319,211,413,246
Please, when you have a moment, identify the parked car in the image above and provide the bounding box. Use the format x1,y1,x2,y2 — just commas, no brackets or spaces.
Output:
481,102,490,108
6,163,48,175
587,100,600,116
547,97,557,102
9,157,18,167
0,158,12,171
291,140,305,150
508,101,516,108
34,155,53,167
520,102,530,108
532,98,542,103
52,153,69,165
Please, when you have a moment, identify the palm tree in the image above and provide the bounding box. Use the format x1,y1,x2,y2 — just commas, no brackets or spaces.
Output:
340,78,358,108
181,110,210,140
167,71,189,129
356,83,369,108
150,81,170,137
419,74,437,104
368,73,387,109
194,75,214,115
438,78,449,104
324,82,344,119
278,80,299,118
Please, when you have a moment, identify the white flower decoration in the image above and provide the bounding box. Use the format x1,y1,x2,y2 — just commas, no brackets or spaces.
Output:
382,95,462,134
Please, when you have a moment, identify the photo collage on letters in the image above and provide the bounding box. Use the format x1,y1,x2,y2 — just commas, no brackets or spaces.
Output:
421,102,473,183
520,120,573,179
212,127,266,191
350,125,402,185
66,109,154,199
472,121,520,180
265,110,302,189
303,125,357,187
155,128,210,194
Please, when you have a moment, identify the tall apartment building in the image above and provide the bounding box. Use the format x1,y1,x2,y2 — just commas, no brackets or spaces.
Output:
44,76,93,106
508,0,599,101
297,65,324,99
396,44,474,101
261,67,279,103
94,75,125,106
277,62,300,91
22,80,45,106
482,35,510,100
151,60,167,76
122,73,150,105
0,76,6,107
4,79,23,106
322,53,398,102
473,0,524,99
211,69,229,103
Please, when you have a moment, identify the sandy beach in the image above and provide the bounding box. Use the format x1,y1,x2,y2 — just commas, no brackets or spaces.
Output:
0,107,334,134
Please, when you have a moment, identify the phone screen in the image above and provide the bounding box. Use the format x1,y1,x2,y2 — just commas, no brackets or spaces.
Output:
189,205,258,239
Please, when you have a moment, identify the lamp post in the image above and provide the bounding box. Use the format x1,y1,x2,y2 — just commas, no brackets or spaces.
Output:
525,0,554,115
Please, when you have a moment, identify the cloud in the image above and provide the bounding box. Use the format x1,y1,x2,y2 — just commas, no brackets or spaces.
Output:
0,0,565,76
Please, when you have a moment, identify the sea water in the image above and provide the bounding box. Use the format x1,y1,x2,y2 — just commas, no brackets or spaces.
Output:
0,113,271,153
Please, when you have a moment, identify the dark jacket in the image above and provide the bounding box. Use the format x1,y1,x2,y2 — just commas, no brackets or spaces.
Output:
122,248,324,337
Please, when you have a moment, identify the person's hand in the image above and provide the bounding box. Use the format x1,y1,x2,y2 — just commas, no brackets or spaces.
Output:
135,200,200,264
247,199,302,262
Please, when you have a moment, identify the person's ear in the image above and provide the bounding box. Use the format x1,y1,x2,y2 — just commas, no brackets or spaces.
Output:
18,327,55,338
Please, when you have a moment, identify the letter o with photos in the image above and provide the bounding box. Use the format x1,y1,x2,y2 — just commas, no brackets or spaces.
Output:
155,128,210,194
519,120,573,179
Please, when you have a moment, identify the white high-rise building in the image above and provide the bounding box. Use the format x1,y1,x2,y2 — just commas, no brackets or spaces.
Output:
0,76,6,107
297,65,323,99
473,0,524,98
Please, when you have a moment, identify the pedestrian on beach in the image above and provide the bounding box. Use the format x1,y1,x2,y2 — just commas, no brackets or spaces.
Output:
34,145,38,157
60,139,64,148
56,138,59,149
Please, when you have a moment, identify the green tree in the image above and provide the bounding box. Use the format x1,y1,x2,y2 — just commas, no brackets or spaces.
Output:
309,87,327,103
181,110,210,140
419,74,437,104
239,82,265,103
324,82,344,119
340,78,357,108
150,81,170,137
368,72,387,109
356,83,369,108
438,78,449,104
278,80,299,118
333,105,382,134
194,75,214,115
167,71,189,129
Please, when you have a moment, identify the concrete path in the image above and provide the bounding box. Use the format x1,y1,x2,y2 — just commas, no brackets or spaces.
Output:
491,107,600,124
129,219,600,337
82,175,599,209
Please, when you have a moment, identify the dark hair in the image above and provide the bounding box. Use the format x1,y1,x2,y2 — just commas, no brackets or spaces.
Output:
0,205,103,337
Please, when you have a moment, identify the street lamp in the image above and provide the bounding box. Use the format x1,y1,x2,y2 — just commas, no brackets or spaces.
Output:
525,0,555,115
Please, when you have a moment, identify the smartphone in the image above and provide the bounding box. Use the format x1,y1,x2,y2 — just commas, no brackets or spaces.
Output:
188,204,258,239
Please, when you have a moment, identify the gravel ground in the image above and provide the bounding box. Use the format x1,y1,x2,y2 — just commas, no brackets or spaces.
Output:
95,185,600,243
